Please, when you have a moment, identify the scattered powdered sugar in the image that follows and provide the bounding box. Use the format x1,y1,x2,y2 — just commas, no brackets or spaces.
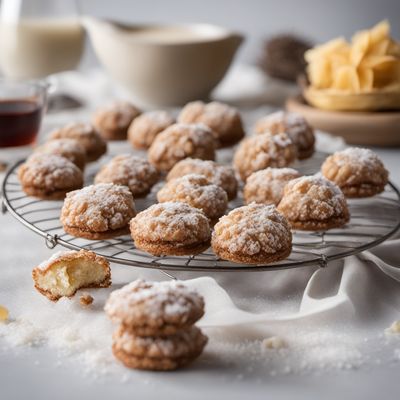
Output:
213,203,292,256
334,147,383,168
94,101,140,129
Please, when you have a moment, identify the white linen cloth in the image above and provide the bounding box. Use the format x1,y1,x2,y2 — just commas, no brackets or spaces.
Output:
1,66,400,378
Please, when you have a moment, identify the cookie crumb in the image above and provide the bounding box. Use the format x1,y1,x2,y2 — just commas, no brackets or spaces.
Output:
262,336,287,350
80,293,94,307
0,305,9,322
385,320,400,335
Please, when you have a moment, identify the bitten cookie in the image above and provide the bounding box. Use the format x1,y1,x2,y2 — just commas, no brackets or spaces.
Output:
18,154,83,200
321,147,389,198
212,203,292,265
128,110,175,149
243,167,301,205
130,202,211,256
32,250,111,301
105,279,205,336
61,183,136,239
34,138,86,170
166,158,238,200
277,175,350,230
112,325,208,371
178,101,245,147
157,174,228,220
233,132,297,181
92,100,141,141
254,111,315,159
95,154,160,197
148,123,216,172
48,122,107,162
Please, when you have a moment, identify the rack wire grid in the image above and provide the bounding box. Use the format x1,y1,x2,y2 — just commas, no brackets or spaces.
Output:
2,154,400,273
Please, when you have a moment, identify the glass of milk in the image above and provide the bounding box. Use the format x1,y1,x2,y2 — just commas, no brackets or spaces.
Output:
0,0,85,80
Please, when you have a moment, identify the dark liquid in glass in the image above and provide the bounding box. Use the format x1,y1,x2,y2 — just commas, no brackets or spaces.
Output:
0,100,42,147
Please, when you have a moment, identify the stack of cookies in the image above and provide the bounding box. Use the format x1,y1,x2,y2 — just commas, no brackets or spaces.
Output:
105,279,208,371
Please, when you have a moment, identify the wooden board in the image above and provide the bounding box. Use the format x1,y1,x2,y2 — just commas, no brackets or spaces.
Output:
286,96,400,147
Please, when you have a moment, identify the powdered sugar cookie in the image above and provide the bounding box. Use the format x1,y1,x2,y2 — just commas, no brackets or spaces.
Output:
61,183,136,239
277,175,350,230
105,279,205,336
157,174,228,220
212,203,292,264
130,202,211,256
321,147,389,198
18,154,83,200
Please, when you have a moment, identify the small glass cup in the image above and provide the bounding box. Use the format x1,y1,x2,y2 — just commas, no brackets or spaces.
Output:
0,79,47,168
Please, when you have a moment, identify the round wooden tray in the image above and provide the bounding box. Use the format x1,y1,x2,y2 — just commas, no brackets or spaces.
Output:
286,95,400,147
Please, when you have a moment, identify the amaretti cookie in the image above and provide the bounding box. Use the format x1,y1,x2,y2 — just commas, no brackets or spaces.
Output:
34,138,86,170
18,154,83,200
148,123,216,172
321,147,389,198
212,203,292,264
48,122,107,162
112,325,207,371
128,110,175,150
130,202,211,256
233,132,297,181
92,100,141,141
166,158,238,200
95,154,159,197
244,167,301,205
157,174,228,220
105,279,205,336
254,111,315,159
32,250,111,301
277,175,350,230
178,101,245,147
61,183,136,239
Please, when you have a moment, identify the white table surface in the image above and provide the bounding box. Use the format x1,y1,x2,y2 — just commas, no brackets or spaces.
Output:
1,69,400,400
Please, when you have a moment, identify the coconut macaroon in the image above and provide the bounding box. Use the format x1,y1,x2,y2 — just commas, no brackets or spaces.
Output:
32,250,111,301
157,174,228,220
277,175,350,231
92,100,141,141
212,204,292,264
166,158,238,201
130,202,211,256
148,123,216,172
18,154,83,200
95,154,160,197
243,167,301,205
128,110,175,150
34,138,87,170
321,147,389,198
178,101,245,147
254,111,315,159
48,122,107,162
61,183,136,240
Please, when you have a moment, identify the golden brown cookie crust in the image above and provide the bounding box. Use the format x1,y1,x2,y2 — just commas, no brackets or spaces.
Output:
178,101,245,147
32,249,111,301
63,225,131,240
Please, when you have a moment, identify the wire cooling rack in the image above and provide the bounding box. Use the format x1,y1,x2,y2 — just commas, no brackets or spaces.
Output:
2,155,400,273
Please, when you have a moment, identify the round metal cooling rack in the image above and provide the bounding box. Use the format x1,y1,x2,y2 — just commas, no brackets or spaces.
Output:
2,156,400,273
